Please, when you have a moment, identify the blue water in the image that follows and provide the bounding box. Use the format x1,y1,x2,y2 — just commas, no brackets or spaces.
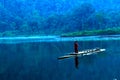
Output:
0,37,120,80
0,0,120,79
0,35,120,43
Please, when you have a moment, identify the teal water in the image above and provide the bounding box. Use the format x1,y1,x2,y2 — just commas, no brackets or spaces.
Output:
0,37,120,80
0,0,120,79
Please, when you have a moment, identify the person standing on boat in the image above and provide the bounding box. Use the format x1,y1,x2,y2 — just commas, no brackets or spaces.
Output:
74,41,79,69
74,41,78,53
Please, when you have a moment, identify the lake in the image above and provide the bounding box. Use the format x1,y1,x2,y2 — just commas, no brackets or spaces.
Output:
0,36,120,80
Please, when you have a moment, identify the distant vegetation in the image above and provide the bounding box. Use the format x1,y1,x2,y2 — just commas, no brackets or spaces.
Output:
0,0,120,37
61,27,120,37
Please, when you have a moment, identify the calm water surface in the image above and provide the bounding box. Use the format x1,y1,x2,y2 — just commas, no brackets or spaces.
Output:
0,36,120,80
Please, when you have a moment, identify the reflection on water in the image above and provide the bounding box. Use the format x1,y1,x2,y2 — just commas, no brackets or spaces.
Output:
0,40,120,80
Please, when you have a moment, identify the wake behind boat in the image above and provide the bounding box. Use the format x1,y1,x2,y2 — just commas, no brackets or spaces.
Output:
58,48,106,60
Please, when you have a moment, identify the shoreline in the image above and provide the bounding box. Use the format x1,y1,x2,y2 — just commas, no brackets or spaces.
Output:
0,35,120,44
